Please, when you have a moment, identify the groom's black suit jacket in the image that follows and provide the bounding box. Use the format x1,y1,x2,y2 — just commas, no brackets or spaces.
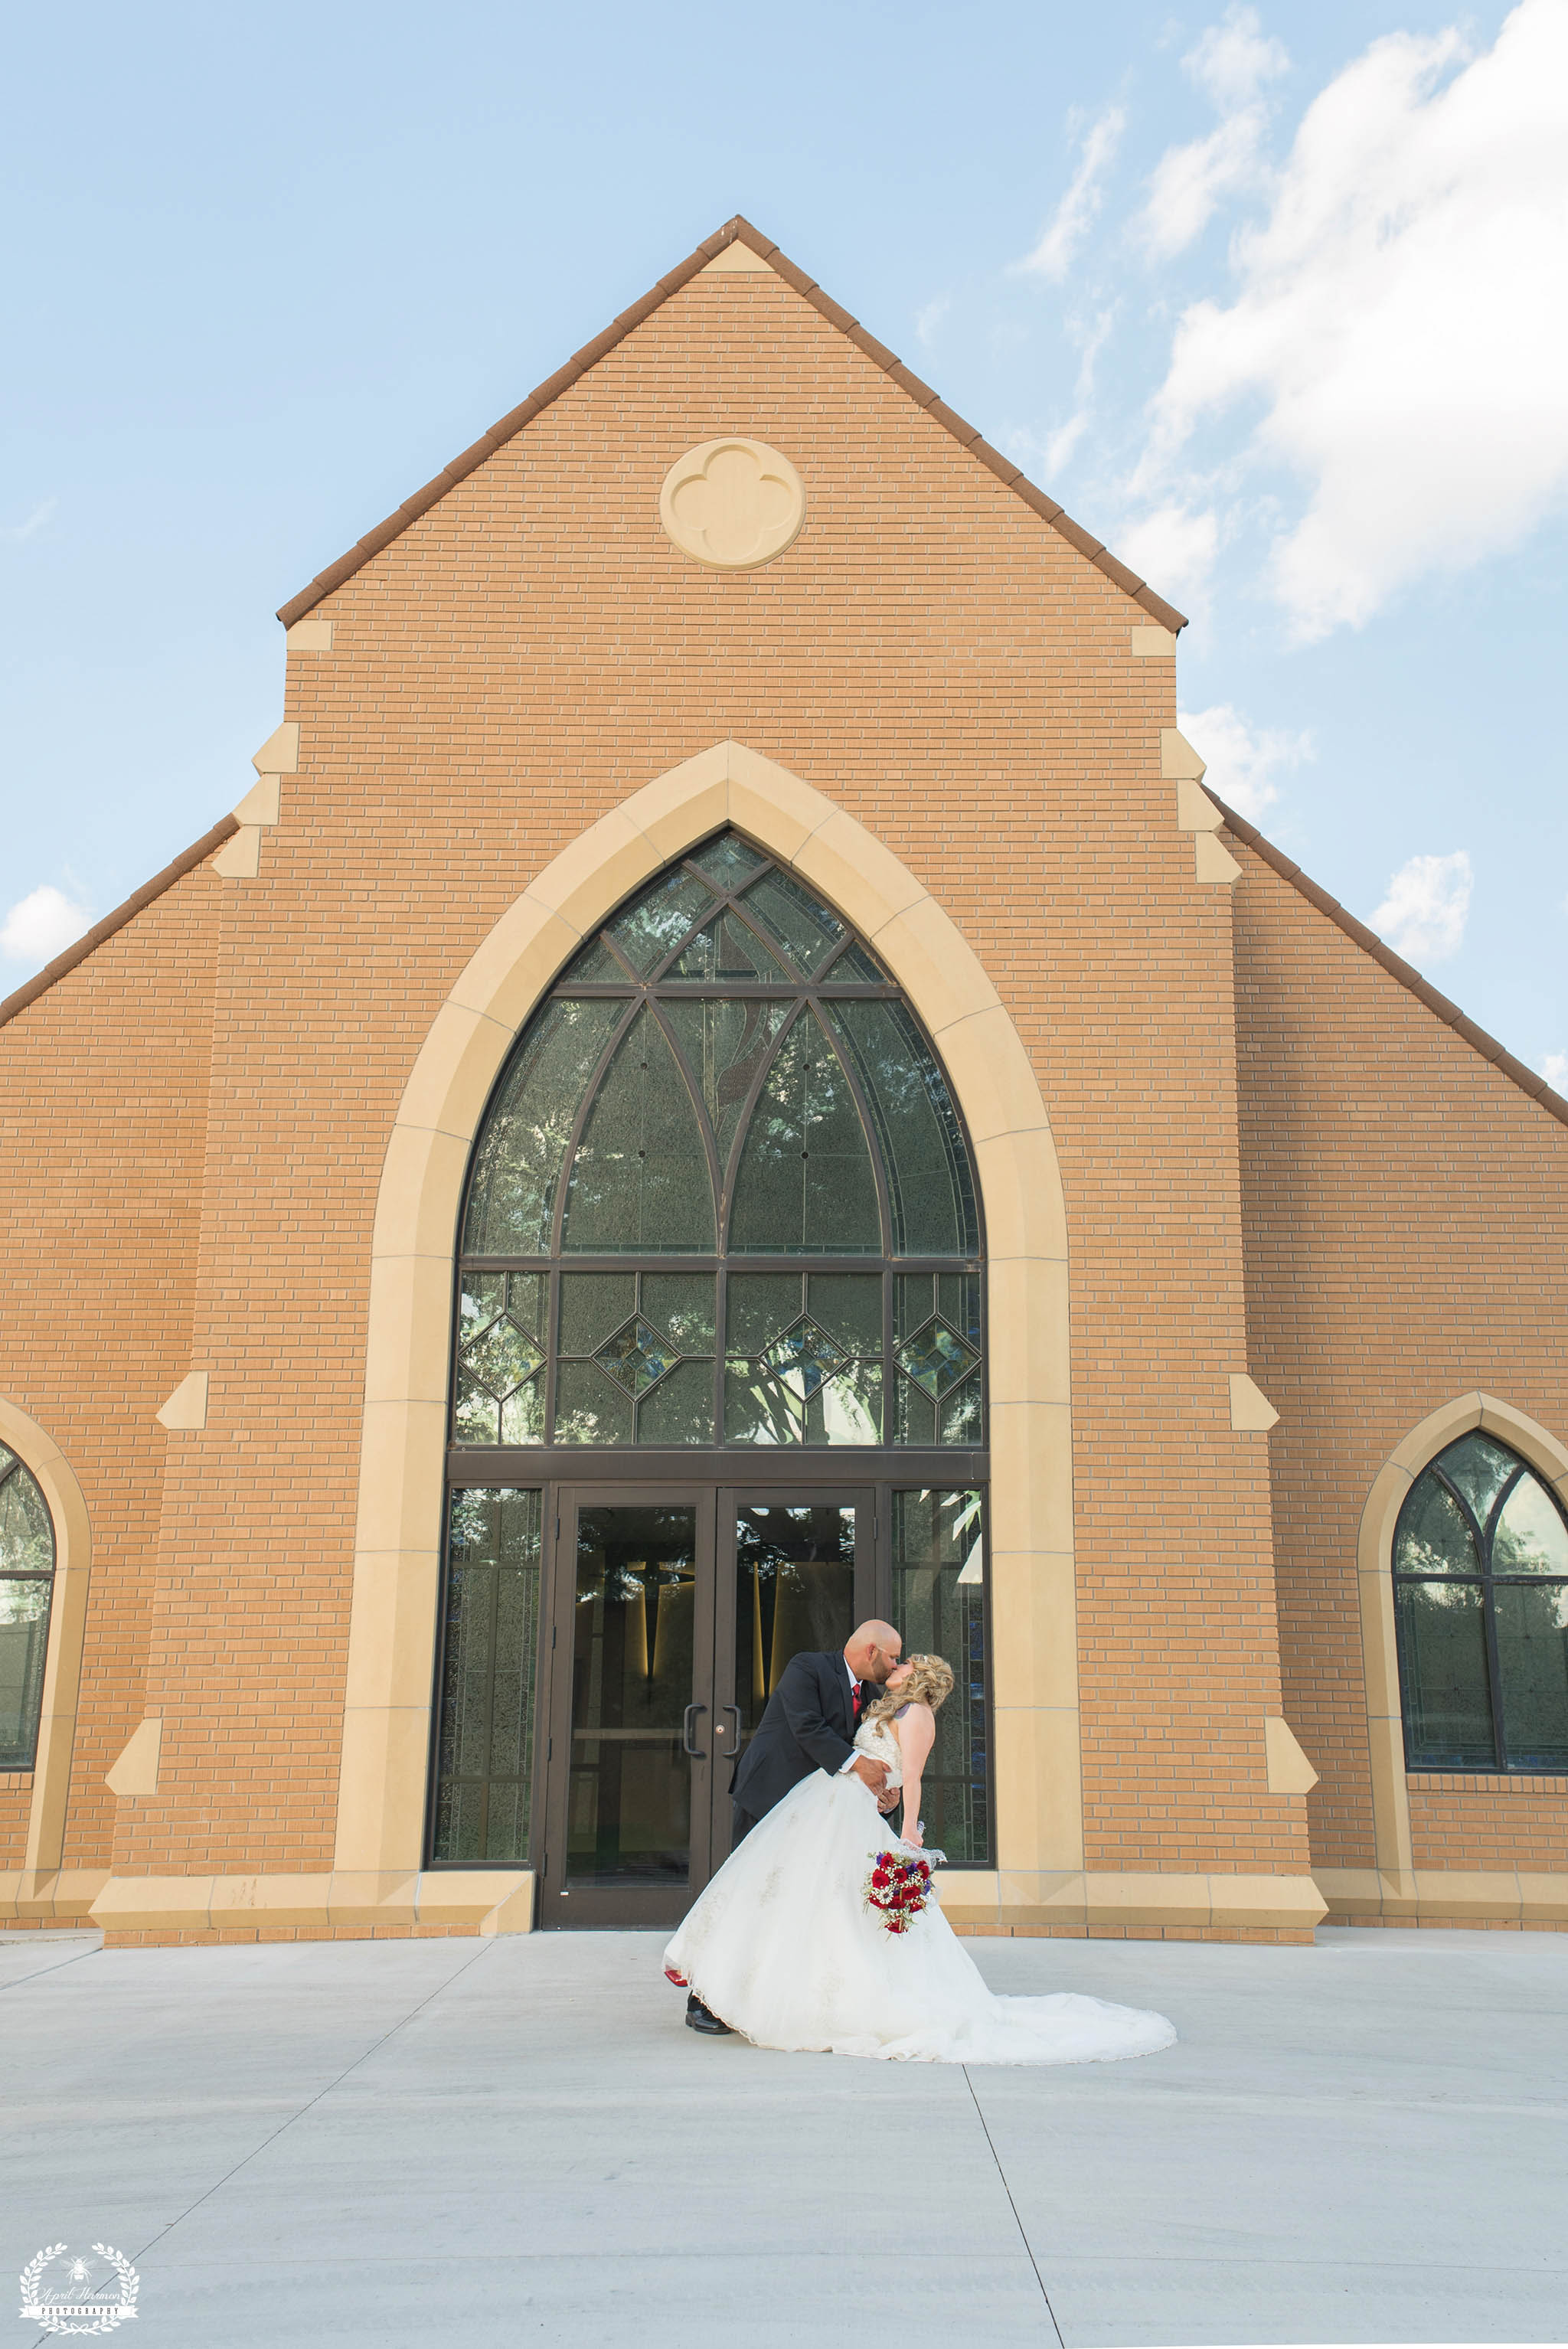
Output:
730,1650,870,1825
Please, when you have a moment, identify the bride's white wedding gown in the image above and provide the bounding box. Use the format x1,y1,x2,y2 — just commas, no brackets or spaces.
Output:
663,1711,1177,2064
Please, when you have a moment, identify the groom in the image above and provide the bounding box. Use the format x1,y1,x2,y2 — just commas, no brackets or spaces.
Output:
686,1619,903,2034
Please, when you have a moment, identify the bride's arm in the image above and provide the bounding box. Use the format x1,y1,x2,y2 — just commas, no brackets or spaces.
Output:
896,1705,936,1845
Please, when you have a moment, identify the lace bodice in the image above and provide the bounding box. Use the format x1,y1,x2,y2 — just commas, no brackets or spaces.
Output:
851,1712,904,1788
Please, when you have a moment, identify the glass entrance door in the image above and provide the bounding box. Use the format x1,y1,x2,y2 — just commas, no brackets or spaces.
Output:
536,1486,873,1927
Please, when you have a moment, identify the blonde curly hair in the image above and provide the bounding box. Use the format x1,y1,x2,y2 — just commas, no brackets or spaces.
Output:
864,1652,954,1727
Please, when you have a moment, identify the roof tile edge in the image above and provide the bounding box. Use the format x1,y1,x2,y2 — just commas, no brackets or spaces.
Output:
276,214,1187,633
1210,790,1568,1135
0,815,240,1031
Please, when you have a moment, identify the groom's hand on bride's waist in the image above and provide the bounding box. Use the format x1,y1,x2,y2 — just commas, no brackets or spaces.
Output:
849,1756,889,1798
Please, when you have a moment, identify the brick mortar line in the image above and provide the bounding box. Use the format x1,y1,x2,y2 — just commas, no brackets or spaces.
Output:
1210,791,1568,1134
274,213,1187,635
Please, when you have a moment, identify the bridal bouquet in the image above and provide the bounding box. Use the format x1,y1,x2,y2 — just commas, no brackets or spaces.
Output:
864,1848,937,1934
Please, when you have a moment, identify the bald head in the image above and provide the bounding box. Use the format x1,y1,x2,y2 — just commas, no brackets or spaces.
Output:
844,1619,903,1685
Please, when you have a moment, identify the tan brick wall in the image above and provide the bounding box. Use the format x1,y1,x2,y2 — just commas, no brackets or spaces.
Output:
0,865,221,1864
8,267,1326,1893
1230,838,1568,1873
1407,1776,1567,1871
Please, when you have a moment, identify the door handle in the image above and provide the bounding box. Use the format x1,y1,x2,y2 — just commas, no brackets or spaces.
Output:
682,1703,707,1758
724,1703,743,1750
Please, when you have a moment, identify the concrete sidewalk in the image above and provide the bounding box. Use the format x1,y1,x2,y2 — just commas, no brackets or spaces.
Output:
2,1924,1564,2347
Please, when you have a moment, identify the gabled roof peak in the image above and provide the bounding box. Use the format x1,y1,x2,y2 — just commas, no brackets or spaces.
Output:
277,214,1187,632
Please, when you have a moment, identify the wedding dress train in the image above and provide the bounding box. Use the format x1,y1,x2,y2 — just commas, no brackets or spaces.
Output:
664,1714,1177,2065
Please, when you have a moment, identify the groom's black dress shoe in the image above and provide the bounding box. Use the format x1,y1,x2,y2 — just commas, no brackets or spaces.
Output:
685,1993,731,2035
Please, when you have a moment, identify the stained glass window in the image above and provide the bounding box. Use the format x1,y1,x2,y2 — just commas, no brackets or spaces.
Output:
1393,1431,1568,1773
452,831,985,1453
0,1446,56,1772
890,1489,991,1864
430,1487,543,1861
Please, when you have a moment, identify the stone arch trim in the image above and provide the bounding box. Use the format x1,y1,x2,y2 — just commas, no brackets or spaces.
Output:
0,1396,100,1919
1325,1391,1568,1929
334,740,1081,1905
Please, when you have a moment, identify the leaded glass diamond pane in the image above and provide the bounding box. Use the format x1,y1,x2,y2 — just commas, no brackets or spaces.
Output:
637,1359,715,1445
808,1359,882,1445
1395,1477,1479,1577
763,1318,847,1397
1494,1580,1568,1768
724,1361,803,1444
1492,1476,1568,1576
0,1577,54,1769
890,1489,990,1866
895,1377,936,1446
727,1274,802,1353
462,998,622,1254
939,1371,983,1446
828,939,889,981
564,1007,715,1253
0,1461,55,1575
730,1010,880,1253
561,936,634,982
560,1273,635,1357
609,870,717,974
453,1374,501,1446
1436,1433,1518,1531
554,1360,633,1445
688,833,768,891
1397,1579,1494,1767
431,1488,542,1864
664,998,789,1166
897,1320,978,1398
596,1318,682,1396
460,1273,506,1341
740,869,845,975
640,1273,715,1352
805,1273,881,1354
670,917,789,983
500,1384,546,1444
826,999,978,1256
463,1315,545,1398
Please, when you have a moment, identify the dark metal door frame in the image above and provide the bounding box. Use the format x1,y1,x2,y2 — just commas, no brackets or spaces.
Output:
537,1482,717,1931
535,1480,880,1929
707,1485,879,1875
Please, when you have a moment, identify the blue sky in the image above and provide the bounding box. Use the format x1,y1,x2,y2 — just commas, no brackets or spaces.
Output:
4,1,1565,1082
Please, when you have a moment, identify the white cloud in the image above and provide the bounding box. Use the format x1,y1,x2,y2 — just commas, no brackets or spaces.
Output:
2,498,57,544
1,885,95,964
1184,5,1289,110
1116,501,1220,621
1370,850,1473,965
1014,106,1127,282
1544,1051,1568,1092
1138,8,1289,257
1176,702,1312,820
915,296,949,348
1143,2,1568,639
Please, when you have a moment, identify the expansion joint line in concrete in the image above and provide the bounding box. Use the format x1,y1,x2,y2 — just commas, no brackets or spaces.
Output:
963,2066,1065,2344
114,1938,501,2285
0,1937,101,1995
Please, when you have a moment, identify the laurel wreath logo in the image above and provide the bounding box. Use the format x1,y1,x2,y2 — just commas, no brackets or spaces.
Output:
18,2243,140,2335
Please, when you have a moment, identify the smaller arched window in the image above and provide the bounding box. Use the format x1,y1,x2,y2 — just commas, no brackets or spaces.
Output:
0,1446,56,1771
1393,1430,1568,1773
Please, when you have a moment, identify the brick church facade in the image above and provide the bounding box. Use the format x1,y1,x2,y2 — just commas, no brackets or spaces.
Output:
2,218,1563,1948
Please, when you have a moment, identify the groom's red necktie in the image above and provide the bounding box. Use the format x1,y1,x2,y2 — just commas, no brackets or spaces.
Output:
851,1684,862,1718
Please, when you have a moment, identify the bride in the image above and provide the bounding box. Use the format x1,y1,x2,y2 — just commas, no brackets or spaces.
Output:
664,1652,1176,2065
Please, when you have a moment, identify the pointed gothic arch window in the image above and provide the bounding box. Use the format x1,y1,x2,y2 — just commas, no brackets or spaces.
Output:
1394,1430,1568,1772
452,829,985,1455
0,1444,56,1771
